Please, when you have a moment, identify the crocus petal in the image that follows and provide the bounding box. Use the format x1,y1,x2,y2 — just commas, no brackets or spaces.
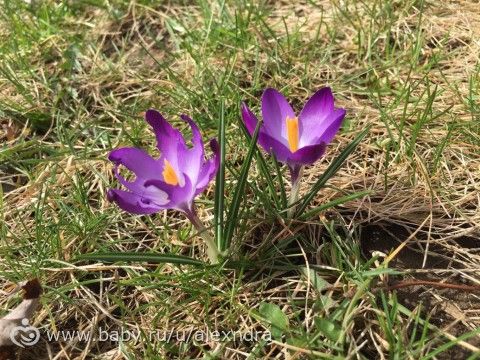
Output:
258,131,327,166
144,175,194,212
178,114,204,184
145,109,186,185
317,108,346,144
298,88,344,147
242,103,292,159
109,147,162,179
107,189,163,214
195,139,220,195
241,102,258,135
257,131,293,163
145,109,187,152
261,88,295,144
300,88,334,122
180,114,204,152
109,147,169,202
287,142,327,165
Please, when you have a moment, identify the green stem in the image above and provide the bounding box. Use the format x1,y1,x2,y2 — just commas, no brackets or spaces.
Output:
287,166,303,218
186,210,221,264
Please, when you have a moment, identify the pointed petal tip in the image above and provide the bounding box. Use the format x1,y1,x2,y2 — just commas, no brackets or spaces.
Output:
240,102,251,119
209,138,219,153
107,148,130,163
179,113,193,123
335,108,347,123
240,102,259,135
261,87,284,103
240,101,248,112
145,108,160,118
144,109,168,128
312,86,334,100
106,188,162,214
179,113,198,130
107,189,116,202
107,151,117,162
262,87,280,95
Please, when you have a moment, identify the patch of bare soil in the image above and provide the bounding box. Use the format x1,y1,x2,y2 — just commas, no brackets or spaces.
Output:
360,222,480,357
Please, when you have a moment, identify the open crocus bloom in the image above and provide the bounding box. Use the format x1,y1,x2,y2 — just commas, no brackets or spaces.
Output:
241,87,346,183
107,109,219,218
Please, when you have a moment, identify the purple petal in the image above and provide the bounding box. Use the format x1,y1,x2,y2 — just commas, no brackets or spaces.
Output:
258,132,327,166
261,88,295,144
108,147,161,179
298,88,345,147
178,114,205,184
288,142,327,165
180,114,204,152
317,109,346,144
194,138,220,195
109,147,169,202
145,110,186,186
145,109,187,152
107,189,163,215
257,131,292,163
241,102,295,162
300,87,334,122
258,131,327,166
144,175,194,212
241,102,258,135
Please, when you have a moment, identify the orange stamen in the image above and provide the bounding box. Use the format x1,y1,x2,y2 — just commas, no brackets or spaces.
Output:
163,159,179,186
286,116,299,152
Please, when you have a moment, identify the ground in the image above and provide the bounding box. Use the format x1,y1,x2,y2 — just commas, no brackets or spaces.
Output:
0,0,479,359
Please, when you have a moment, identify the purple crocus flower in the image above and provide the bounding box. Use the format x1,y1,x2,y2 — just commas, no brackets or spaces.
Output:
241,87,346,183
241,87,346,214
107,109,221,262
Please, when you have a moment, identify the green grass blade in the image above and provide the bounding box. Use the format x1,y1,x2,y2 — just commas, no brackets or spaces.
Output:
271,152,288,209
214,99,226,251
294,127,369,217
421,328,480,360
77,252,204,266
299,190,371,220
254,147,280,209
223,119,262,250
237,119,280,214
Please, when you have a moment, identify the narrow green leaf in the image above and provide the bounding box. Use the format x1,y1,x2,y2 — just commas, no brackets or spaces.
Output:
238,121,279,217
423,328,480,360
272,152,287,209
255,150,280,209
77,252,204,266
299,190,371,220
223,119,261,249
295,127,369,217
215,100,226,251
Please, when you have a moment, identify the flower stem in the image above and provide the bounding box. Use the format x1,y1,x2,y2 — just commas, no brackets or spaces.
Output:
185,210,221,264
287,166,303,218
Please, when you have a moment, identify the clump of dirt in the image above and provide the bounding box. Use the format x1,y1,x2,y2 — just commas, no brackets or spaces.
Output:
360,222,480,356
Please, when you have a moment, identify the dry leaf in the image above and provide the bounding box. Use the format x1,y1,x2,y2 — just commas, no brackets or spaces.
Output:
0,279,42,358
